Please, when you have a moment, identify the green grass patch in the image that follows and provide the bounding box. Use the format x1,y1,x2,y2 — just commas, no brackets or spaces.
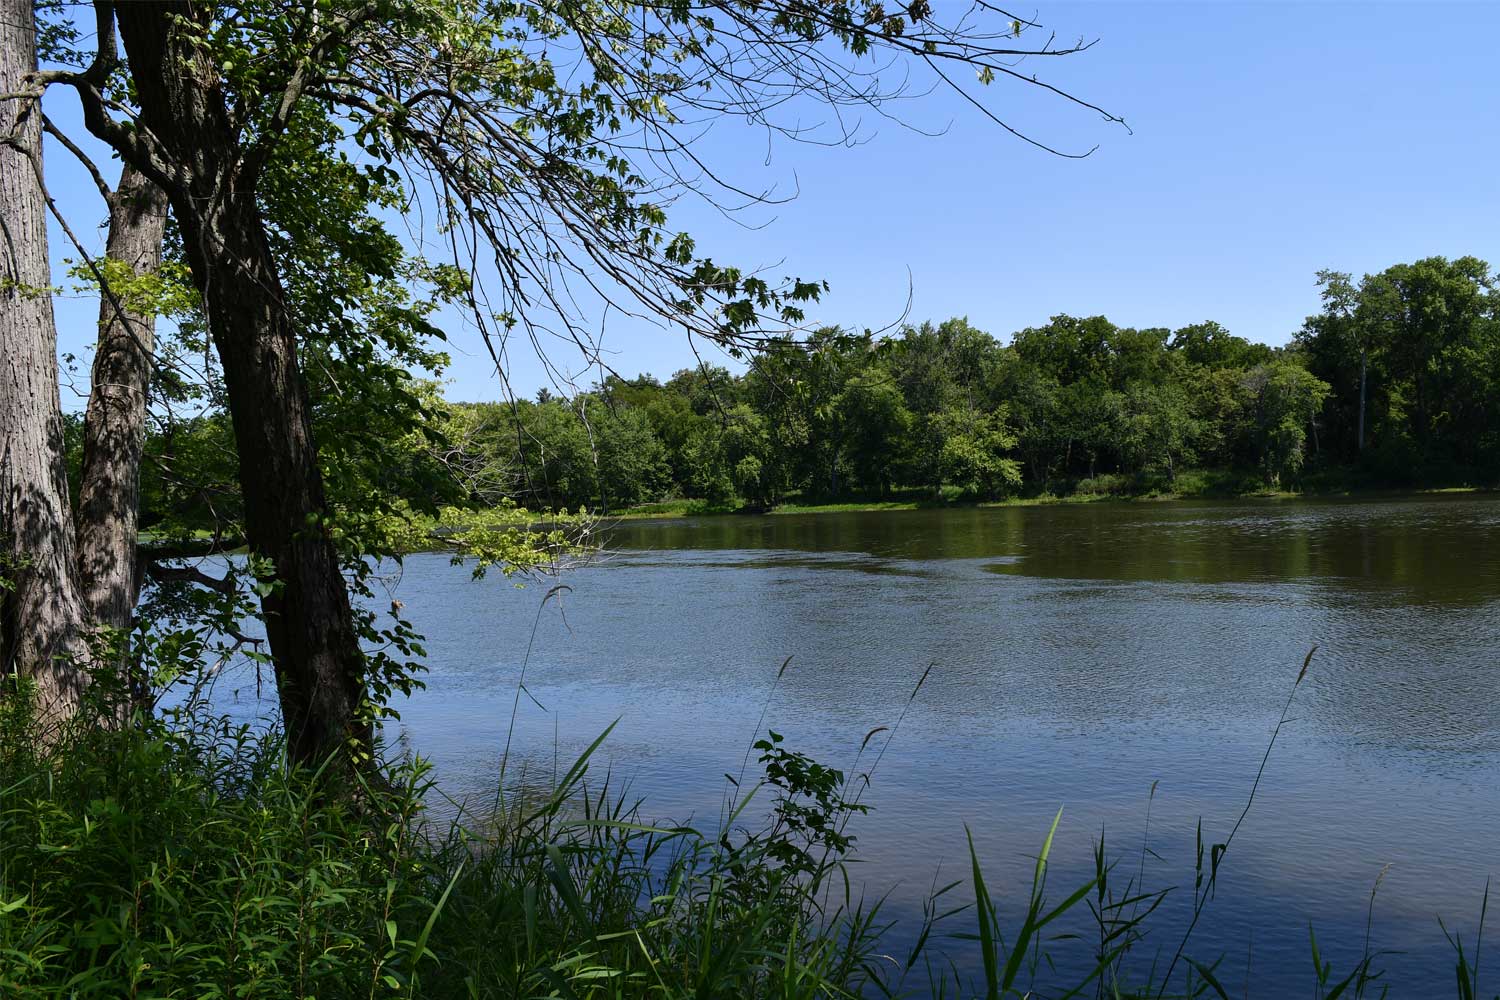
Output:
611,498,742,519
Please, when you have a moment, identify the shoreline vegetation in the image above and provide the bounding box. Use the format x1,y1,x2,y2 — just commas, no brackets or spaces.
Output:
612,479,1496,521
116,259,1500,553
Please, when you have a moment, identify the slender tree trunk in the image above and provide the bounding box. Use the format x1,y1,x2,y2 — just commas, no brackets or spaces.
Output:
109,5,370,763
76,166,169,631
1357,347,1367,453
0,0,90,723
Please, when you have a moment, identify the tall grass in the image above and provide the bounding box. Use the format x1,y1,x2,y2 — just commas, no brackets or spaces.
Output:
0,698,445,998
0,688,894,999
2,650,1495,999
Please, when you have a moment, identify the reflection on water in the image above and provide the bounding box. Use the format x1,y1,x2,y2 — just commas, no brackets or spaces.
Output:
222,494,1500,993
615,493,1500,604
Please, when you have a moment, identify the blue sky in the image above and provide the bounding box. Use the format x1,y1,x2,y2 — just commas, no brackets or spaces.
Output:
45,1,1500,407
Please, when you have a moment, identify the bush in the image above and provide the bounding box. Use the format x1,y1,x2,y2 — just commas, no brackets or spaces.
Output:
1071,472,1134,496
1170,467,1266,496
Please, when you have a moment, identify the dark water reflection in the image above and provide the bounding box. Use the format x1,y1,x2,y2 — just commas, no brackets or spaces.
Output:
622,494,1500,602
223,495,1500,994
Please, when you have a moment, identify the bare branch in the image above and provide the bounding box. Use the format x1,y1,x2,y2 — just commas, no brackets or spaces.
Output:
40,113,111,199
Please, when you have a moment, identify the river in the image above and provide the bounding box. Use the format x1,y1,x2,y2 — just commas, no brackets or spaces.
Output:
219,493,1500,994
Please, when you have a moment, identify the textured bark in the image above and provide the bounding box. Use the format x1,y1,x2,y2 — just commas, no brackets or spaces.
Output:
0,0,90,723
107,5,370,763
76,165,169,631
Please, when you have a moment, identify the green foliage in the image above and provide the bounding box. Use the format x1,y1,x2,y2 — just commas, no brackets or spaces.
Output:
383,501,591,580
751,730,867,875
838,376,912,496
139,257,1495,540
0,695,886,1000
0,704,447,999
1241,361,1332,486
1170,320,1274,369
1297,255,1500,476
935,405,1022,500
383,292,1386,513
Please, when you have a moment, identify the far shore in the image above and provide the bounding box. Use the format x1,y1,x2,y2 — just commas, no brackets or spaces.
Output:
608,483,1494,521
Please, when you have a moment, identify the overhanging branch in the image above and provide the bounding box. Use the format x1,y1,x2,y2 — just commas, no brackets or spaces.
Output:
144,561,237,595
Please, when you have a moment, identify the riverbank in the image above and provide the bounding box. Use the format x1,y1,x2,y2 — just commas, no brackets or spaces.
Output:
613,479,1494,520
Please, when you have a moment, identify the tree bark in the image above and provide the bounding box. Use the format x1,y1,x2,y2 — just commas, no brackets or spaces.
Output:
76,165,168,631
0,0,90,724
106,4,370,763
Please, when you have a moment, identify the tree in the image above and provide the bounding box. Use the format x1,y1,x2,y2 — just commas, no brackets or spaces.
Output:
934,406,1021,500
742,344,814,503
2,3,192,732
0,0,89,722
775,329,875,497
1241,361,1330,486
1316,271,1364,452
584,401,670,511
511,400,596,508
1298,257,1500,474
1011,314,1121,387
1355,257,1497,466
1169,321,1272,370
837,376,911,497
1057,379,1123,479
74,168,170,639
1120,377,1194,479
1182,364,1249,470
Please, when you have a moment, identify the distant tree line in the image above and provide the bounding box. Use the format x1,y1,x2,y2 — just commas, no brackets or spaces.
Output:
398,256,1492,510
109,255,1498,522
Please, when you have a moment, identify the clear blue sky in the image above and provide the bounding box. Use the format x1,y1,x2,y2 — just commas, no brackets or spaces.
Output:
46,1,1500,407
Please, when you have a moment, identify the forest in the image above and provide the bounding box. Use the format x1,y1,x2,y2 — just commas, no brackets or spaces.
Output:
437,253,1500,512
112,256,1500,532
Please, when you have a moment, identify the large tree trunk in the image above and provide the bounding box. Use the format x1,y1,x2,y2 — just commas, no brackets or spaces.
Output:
76,165,169,631
109,4,370,763
0,0,90,724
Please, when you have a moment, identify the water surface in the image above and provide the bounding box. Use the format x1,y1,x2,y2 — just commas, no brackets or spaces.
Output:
230,495,1500,993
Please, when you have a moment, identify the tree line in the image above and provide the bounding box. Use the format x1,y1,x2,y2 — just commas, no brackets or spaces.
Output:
410,255,1498,513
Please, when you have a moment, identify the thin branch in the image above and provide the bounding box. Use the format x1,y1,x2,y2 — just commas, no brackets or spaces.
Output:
40,113,111,199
